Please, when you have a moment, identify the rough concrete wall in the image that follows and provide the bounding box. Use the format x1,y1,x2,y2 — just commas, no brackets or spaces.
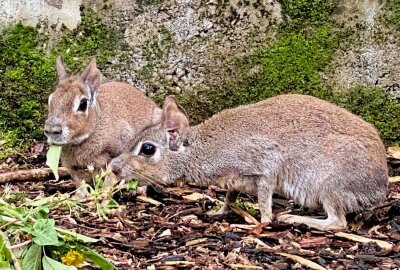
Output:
0,0,282,96
1,0,400,97
0,0,81,30
95,0,282,95
330,0,400,98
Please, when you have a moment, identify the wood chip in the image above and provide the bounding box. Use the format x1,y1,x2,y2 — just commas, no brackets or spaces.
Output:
230,204,260,225
158,229,171,238
229,264,263,269
334,232,393,251
230,224,257,230
389,176,400,183
388,147,400,159
186,238,208,246
299,236,330,248
277,252,327,270
163,261,195,266
137,196,163,206
182,192,209,201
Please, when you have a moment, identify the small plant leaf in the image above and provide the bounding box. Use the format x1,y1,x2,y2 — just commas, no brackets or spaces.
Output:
55,228,98,243
126,180,139,191
43,255,76,270
22,243,42,270
81,247,115,270
0,233,12,269
46,145,62,180
32,219,59,246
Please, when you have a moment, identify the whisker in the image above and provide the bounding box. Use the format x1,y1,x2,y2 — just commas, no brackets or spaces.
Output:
130,171,166,189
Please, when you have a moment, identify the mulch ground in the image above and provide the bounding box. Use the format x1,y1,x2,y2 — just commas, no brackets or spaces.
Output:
1,141,400,269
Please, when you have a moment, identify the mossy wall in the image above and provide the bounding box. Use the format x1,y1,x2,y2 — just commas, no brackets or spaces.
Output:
172,0,400,146
0,11,120,157
1,0,400,159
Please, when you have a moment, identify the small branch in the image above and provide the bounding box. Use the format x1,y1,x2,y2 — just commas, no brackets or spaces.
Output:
1,230,23,270
9,239,32,250
0,167,70,184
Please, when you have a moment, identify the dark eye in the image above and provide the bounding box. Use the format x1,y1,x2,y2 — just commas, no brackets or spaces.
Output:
78,98,88,112
140,143,156,157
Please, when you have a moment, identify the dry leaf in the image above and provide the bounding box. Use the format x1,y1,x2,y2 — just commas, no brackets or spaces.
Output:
335,232,393,251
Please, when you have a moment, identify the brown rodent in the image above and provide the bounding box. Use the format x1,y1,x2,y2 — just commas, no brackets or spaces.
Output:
44,57,161,195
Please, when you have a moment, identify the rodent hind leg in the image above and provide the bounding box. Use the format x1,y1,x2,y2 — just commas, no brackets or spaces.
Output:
257,178,274,224
277,202,347,231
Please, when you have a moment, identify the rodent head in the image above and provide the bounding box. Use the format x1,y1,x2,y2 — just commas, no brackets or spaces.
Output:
110,95,190,186
44,56,101,146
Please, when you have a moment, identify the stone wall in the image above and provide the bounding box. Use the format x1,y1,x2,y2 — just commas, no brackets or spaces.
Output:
1,0,400,97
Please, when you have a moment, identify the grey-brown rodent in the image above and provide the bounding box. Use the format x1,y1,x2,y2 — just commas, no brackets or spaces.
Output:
110,94,388,231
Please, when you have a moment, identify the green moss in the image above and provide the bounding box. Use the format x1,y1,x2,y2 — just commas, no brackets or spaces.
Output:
0,10,121,158
171,0,400,146
138,26,174,89
281,0,335,27
384,0,400,31
330,87,400,146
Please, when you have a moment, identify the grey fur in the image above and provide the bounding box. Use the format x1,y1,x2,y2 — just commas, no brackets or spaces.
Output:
111,94,388,230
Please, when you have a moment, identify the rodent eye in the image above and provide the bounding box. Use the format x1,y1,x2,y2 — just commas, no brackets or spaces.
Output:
140,143,156,157
78,98,88,112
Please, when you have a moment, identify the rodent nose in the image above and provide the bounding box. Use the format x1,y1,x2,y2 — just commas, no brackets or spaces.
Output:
44,124,62,136
44,118,63,136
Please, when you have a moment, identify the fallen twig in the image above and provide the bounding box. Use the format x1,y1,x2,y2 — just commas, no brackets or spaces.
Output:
0,167,70,184
334,232,393,251
230,204,260,225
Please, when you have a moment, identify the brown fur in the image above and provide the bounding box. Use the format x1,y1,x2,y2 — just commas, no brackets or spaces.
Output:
110,94,388,231
45,57,161,192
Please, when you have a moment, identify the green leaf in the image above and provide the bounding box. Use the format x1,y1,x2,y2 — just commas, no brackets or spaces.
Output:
42,256,76,270
32,219,59,246
22,243,42,270
27,197,53,207
126,180,139,191
46,145,62,180
55,228,98,244
0,233,12,269
81,248,115,270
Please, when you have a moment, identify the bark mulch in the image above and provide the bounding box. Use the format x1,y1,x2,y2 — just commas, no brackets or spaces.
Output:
1,142,400,269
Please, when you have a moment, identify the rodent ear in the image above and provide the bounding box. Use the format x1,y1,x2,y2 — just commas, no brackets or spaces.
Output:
56,56,68,80
151,107,163,125
161,96,189,151
80,58,101,97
